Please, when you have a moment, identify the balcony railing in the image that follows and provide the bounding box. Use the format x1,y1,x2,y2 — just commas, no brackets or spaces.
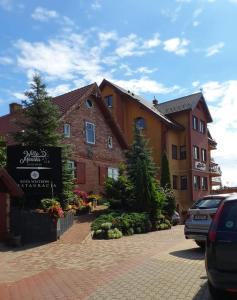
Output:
209,165,222,176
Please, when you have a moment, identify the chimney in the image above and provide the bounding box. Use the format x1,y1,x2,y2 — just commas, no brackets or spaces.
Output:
153,96,158,108
9,103,22,114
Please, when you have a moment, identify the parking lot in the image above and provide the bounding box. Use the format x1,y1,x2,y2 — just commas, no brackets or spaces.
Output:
0,225,211,299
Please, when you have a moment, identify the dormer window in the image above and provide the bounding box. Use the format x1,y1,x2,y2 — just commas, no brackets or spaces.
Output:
64,123,71,138
104,95,113,108
86,99,93,108
135,117,146,130
108,136,113,149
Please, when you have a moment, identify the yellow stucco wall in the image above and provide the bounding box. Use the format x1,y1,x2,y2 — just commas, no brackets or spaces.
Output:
101,85,163,167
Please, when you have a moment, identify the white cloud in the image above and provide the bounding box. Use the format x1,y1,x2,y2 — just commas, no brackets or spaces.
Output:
206,42,225,57
32,7,59,22
0,56,13,65
202,80,237,185
192,81,200,88
115,34,142,57
120,64,158,76
193,21,200,27
0,0,12,10
98,31,118,48
114,77,180,95
193,8,203,18
47,84,71,97
229,0,237,3
91,0,101,10
12,92,27,100
142,33,161,49
163,38,190,56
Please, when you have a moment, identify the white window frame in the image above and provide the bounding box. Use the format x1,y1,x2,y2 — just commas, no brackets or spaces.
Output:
108,136,113,149
64,123,71,138
85,121,95,144
108,167,119,180
68,160,75,178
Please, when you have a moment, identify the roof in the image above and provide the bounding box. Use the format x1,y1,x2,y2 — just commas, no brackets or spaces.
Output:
52,83,95,115
0,82,128,149
100,79,182,130
157,92,213,123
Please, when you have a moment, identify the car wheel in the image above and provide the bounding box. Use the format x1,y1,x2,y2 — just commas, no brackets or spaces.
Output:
208,281,226,299
195,240,205,249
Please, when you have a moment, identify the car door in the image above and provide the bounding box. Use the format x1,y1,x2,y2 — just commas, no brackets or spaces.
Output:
215,200,237,272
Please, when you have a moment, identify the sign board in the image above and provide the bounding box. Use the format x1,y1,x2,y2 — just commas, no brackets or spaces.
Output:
7,146,62,197
195,161,206,171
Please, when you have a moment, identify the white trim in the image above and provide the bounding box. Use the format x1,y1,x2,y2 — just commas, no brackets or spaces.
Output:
108,167,119,180
64,123,71,138
108,136,113,149
85,121,95,144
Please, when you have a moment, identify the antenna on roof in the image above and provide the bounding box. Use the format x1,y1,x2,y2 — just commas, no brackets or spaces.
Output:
200,87,203,93
153,96,158,107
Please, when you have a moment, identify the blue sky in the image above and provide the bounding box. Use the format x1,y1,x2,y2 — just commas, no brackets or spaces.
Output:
0,0,237,186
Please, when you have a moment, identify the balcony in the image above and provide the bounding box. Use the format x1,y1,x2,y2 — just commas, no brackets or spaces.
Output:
211,177,222,186
209,165,222,176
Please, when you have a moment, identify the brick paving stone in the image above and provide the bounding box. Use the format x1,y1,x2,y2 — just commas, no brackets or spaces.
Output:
0,225,213,299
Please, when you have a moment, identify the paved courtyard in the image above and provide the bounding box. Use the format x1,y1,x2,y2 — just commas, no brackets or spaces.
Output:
0,224,212,299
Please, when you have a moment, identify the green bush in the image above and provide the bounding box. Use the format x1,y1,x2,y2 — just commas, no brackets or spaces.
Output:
41,198,60,210
101,222,112,230
107,228,122,239
91,211,152,238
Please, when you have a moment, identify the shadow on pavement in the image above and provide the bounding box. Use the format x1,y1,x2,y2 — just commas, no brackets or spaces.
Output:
169,247,205,260
193,281,211,300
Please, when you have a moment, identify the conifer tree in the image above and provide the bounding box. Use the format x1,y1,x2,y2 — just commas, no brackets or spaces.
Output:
13,74,61,146
126,128,161,213
160,152,171,188
160,152,175,217
12,74,74,208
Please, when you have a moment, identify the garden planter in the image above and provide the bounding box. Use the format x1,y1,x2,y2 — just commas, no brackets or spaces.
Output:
10,208,74,244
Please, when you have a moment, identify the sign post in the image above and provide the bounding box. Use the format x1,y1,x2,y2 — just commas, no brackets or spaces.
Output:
7,146,62,198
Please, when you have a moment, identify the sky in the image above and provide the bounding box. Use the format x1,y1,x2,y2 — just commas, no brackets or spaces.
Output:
0,0,237,186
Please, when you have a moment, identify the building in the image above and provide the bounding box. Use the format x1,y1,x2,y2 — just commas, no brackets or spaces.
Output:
100,79,221,213
0,83,127,193
0,79,221,212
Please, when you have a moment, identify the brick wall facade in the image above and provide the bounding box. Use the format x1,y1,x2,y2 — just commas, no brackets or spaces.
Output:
61,94,124,193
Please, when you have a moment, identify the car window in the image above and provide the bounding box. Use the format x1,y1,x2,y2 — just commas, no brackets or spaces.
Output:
192,198,222,209
217,201,237,232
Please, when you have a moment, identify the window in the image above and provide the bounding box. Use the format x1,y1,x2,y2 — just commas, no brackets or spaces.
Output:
108,167,119,180
172,145,178,160
217,201,237,232
199,120,205,134
135,117,146,130
180,176,188,190
201,148,207,162
180,145,186,160
193,116,198,130
173,175,178,189
104,95,113,108
85,99,93,108
193,175,200,191
85,122,95,144
193,145,199,160
201,177,208,191
64,123,71,138
68,160,75,177
108,136,113,149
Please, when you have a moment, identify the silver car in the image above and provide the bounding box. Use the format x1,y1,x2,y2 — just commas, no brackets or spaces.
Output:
184,194,235,248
